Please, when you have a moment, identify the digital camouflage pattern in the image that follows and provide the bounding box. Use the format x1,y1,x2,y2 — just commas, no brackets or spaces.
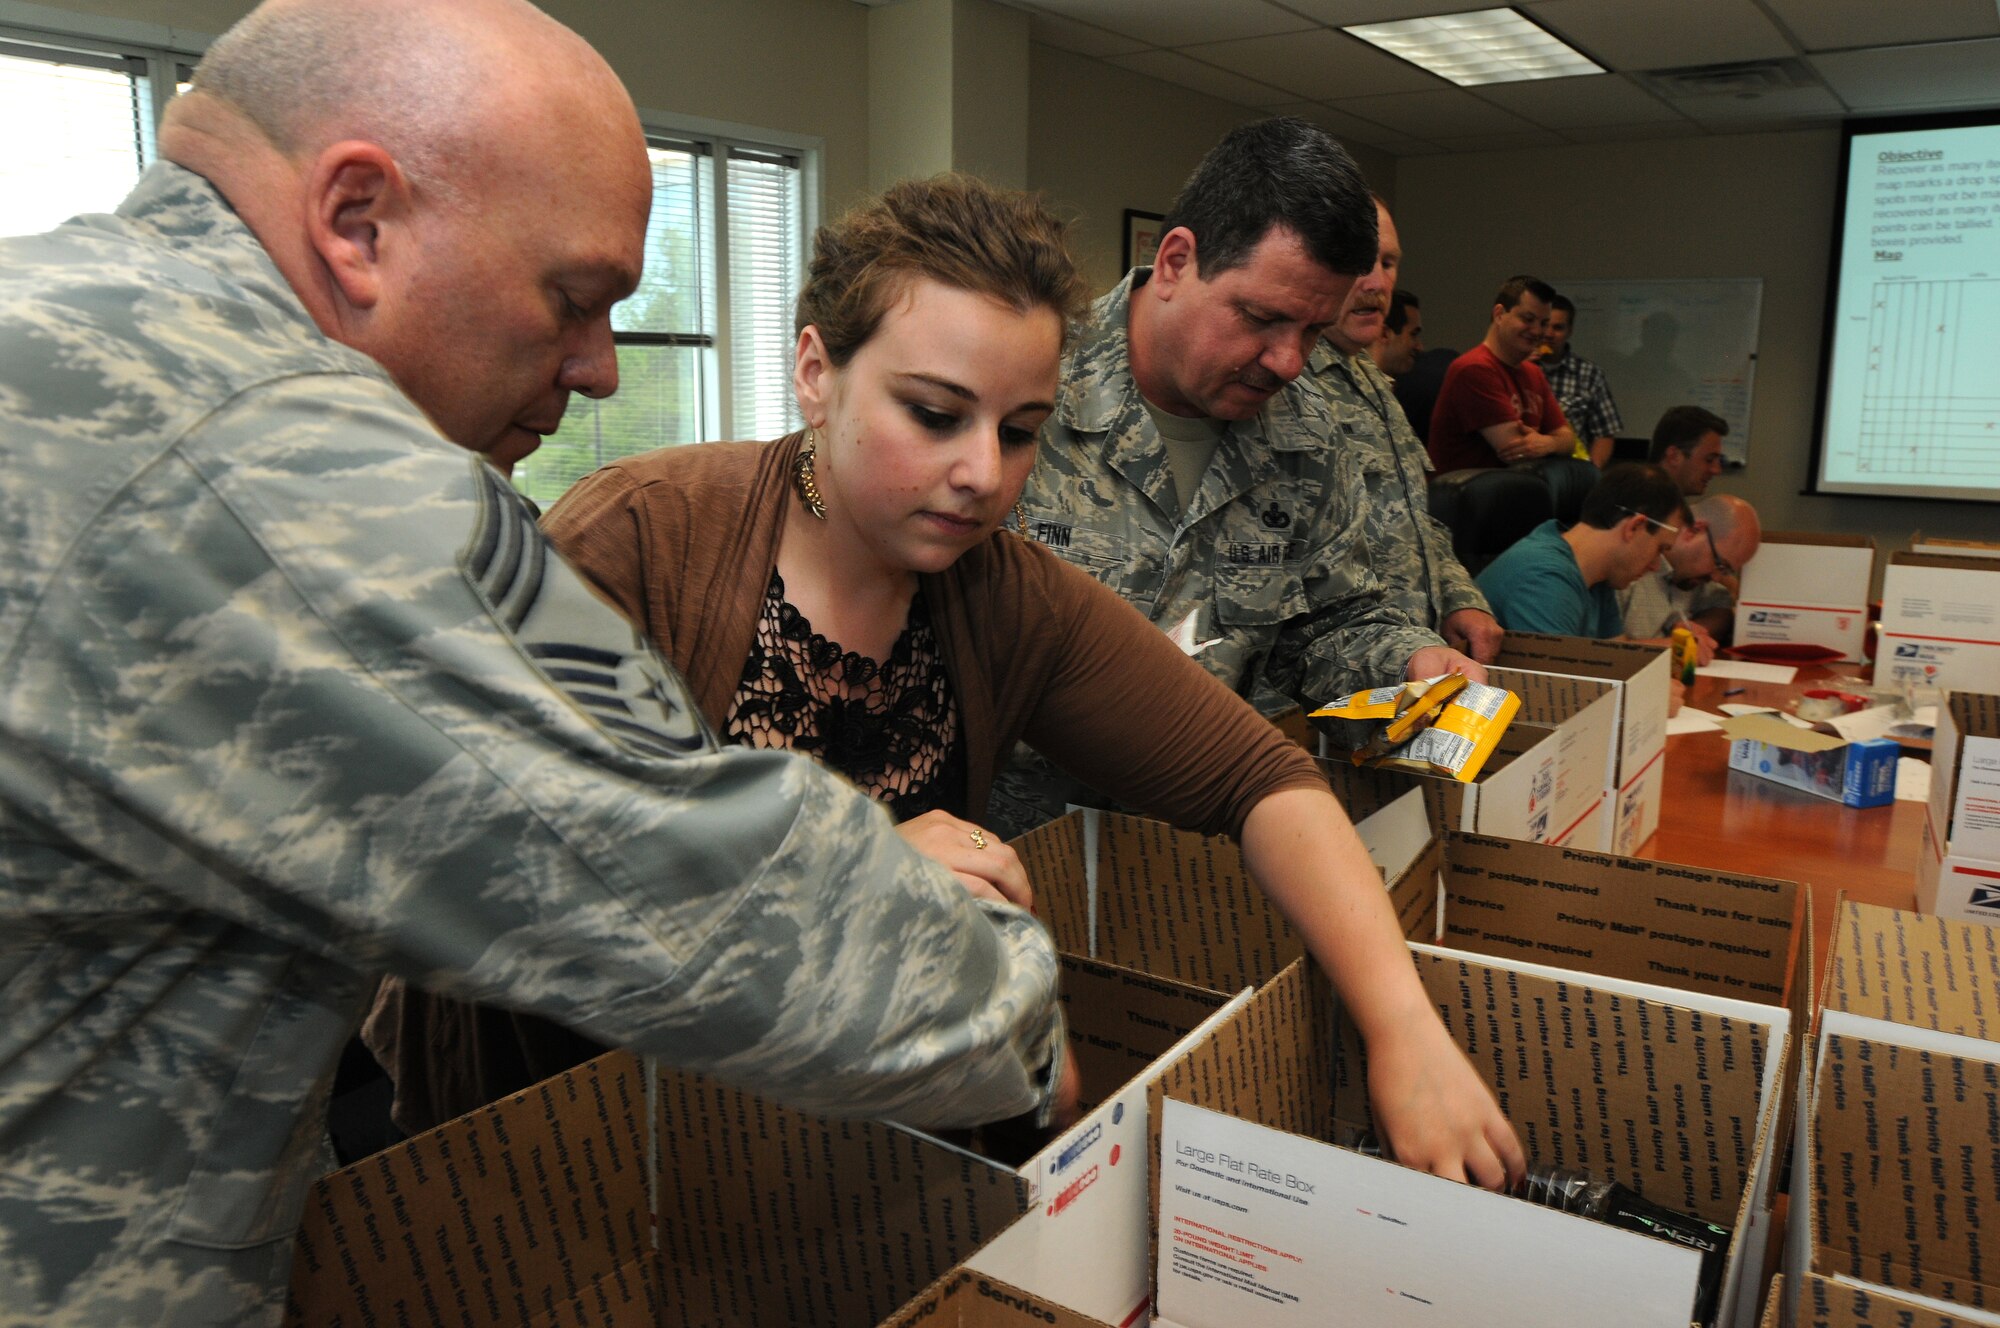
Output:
0,163,1063,1326
989,273,1439,834
1308,342,1489,632
1014,273,1437,709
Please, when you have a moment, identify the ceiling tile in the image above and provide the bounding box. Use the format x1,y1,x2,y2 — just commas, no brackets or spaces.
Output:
1668,83,1848,125
1558,121,1706,145
1272,0,1492,24
1470,72,1686,128
1524,0,1796,70
1021,8,1152,59
1185,27,1440,101
1025,0,1315,48
1264,99,1406,144
1431,129,1570,153
1760,0,2000,51
1103,49,1298,107
1811,40,2000,112
1328,86,1541,138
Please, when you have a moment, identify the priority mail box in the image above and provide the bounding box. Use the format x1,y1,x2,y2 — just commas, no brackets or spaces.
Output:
1916,691,2000,924
1879,552,2000,692
1495,633,1674,854
1788,1270,1975,1328
285,1052,1050,1328
1148,944,1790,1328
1801,1020,2000,1322
1787,901,2000,1327
1734,532,1875,662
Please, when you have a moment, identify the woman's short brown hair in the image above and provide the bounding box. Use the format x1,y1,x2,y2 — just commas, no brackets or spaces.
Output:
796,173,1090,367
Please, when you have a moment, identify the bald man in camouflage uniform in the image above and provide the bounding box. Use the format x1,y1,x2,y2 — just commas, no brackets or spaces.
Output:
992,119,1478,833
1305,198,1501,669
0,3,1062,1322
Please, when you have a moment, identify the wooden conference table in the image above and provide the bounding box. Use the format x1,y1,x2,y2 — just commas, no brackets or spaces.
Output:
1638,664,1923,985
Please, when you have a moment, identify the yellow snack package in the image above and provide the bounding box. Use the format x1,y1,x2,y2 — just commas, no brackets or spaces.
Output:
1312,674,1521,783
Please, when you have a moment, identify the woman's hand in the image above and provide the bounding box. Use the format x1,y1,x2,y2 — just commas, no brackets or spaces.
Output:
1365,1005,1525,1190
896,809,1034,910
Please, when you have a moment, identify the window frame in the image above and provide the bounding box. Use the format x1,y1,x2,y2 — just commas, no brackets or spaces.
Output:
634,108,822,444
0,3,207,134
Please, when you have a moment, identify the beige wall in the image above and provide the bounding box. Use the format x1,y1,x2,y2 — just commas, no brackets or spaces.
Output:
25,0,1394,296
16,0,877,212
1396,130,1999,564
1027,42,1396,296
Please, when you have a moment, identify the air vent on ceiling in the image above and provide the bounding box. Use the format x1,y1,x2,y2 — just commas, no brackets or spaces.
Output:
1639,58,1822,100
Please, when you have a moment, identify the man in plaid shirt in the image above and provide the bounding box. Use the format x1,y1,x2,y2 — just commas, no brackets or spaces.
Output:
1538,293,1623,468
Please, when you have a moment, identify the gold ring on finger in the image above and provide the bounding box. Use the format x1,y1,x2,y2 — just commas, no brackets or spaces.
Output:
968,828,988,850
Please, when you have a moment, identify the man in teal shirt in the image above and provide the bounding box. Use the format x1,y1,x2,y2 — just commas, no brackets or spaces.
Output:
1477,463,1687,637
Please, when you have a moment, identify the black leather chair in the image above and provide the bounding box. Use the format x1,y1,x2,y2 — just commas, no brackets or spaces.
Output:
1517,455,1601,526
1426,467,1553,575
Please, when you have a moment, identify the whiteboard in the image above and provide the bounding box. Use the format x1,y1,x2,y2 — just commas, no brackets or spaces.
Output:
1551,278,1763,464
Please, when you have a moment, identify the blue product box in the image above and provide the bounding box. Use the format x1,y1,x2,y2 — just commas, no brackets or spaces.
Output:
1725,729,1899,808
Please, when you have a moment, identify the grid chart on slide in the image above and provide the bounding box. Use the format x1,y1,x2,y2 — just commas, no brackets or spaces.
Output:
1855,277,2000,477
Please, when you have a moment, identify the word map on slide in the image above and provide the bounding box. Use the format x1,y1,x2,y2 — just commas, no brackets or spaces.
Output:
1820,127,2000,500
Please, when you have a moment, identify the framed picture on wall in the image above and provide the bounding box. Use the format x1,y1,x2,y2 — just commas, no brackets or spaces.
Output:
1123,209,1165,272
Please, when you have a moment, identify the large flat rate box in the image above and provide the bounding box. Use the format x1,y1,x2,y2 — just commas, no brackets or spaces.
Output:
1879,552,2000,693
1416,826,1810,1322
1734,532,1875,663
1148,947,1790,1328
1788,901,2000,1327
1495,633,1674,854
1917,691,2000,924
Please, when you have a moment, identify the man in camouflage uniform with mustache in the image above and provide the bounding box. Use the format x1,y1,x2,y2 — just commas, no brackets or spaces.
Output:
992,120,1480,833
1306,197,1501,667
0,2,1064,1322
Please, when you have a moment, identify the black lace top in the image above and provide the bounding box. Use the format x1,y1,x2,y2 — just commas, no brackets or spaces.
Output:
723,570,964,820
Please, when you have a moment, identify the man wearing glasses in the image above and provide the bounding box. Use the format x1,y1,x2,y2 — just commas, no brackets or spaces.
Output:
1473,463,1689,638
1619,493,1763,661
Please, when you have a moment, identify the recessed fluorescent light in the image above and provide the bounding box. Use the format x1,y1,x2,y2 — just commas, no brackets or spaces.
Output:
1343,8,1602,87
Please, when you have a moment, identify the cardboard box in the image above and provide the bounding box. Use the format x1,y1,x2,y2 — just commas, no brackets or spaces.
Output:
1917,691,2000,923
1734,532,1875,663
1785,901,2000,1327
285,1052,1046,1328
1315,672,1611,850
1149,947,1791,1328
1789,1270,1974,1328
1413,823,1811,1309
1878,552,2000,693
288,810,1275,1328
1494,633,1674,854
1720,713,1898,808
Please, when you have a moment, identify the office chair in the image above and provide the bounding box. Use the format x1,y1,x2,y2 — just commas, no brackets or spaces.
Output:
1426,467,1553,575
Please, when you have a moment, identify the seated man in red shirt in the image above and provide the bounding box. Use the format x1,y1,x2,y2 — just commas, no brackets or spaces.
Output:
1427,275,1579,472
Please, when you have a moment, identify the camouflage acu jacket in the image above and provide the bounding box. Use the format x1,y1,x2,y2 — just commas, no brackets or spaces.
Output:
1308,343,1490,630
1016,273,1438,713
0,164,1062,1326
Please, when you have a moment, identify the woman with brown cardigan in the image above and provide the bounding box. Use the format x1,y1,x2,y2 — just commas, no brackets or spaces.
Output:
369,175,1523,1190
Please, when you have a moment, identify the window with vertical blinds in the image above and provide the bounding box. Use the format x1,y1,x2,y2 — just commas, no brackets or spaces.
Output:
0,30,193,238
513,132,809,508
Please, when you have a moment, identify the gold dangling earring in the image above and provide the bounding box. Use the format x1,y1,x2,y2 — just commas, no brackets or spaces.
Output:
1013,500,1031,539
794,426,828,520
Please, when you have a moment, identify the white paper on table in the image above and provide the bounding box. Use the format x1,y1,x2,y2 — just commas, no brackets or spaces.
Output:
1666,707,1725,735
1696,660,1799,684
1719,703,1816,729
1824,704,1914,743
1895,757,1932,802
